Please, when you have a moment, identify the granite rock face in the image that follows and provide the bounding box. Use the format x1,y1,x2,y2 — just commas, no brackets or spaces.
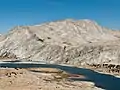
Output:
0,19,120,65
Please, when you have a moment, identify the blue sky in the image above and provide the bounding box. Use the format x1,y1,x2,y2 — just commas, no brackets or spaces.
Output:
0,0,120,33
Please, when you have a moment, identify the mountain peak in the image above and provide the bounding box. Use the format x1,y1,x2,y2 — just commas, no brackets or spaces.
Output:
0,19,120,66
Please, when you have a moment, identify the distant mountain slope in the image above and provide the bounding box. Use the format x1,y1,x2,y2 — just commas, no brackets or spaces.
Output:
0,19,120,65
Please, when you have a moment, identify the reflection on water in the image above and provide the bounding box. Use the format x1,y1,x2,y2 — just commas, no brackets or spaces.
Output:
0,63,120,90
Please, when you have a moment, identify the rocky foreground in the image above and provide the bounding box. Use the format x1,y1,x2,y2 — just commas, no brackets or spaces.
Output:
0,62,120,90
0,67,103,90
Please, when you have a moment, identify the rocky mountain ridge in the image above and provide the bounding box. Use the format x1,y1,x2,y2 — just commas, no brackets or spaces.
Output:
0,19,120,66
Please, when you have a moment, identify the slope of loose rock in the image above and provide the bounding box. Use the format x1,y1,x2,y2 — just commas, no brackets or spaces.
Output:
0,19,120,66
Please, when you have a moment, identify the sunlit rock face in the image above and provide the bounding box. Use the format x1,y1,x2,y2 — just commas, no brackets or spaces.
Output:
0,19,120,65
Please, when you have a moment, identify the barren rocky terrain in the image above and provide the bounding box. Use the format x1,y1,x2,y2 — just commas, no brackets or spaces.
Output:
0,68,103,90
1,19,120,90
0,19,120,66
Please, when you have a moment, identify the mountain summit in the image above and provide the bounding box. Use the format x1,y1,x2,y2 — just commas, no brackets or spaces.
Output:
0,19,120,66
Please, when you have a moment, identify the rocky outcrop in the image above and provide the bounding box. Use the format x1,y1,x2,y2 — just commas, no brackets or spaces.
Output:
0,19,120,66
